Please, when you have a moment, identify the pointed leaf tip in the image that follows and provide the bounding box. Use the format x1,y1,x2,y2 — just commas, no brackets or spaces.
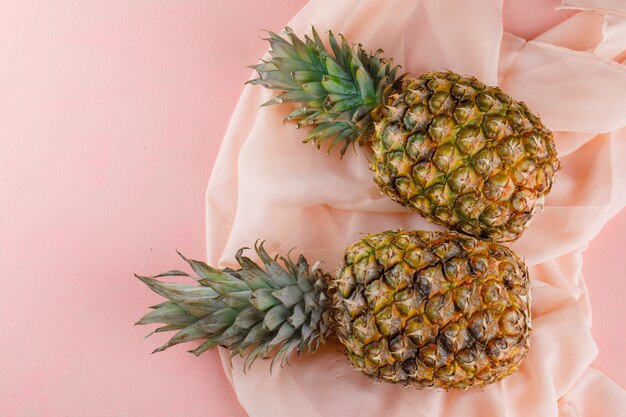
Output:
175,249,189,262
152,343,170,354
135,274,154,286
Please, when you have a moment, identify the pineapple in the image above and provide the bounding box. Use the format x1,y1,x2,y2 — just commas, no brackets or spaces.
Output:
137,230,531,389
248,28,561,242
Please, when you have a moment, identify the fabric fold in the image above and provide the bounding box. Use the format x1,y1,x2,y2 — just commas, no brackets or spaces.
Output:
559,0,626,16
500,41,626,133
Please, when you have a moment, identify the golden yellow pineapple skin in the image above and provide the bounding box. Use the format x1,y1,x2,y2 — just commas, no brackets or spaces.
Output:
331,230,531,389
371,72,561,242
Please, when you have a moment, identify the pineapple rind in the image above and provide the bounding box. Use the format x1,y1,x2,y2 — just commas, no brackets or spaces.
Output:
372,72,561,242
331,230,531,389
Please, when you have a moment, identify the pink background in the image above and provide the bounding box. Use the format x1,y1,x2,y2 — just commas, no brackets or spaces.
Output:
0,1,623,416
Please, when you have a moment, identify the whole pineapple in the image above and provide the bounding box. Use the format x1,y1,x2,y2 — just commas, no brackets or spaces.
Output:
248,28,561,242
137,230,531,389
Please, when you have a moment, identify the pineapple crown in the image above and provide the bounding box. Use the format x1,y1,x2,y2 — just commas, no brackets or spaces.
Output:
248,27,400,155
136,243,333,371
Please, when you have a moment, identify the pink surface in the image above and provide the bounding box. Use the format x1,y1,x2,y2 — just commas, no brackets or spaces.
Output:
0,1,623,417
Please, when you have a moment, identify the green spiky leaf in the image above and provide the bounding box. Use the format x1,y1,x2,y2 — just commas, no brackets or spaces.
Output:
135,245,333,370
248,26,400,156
